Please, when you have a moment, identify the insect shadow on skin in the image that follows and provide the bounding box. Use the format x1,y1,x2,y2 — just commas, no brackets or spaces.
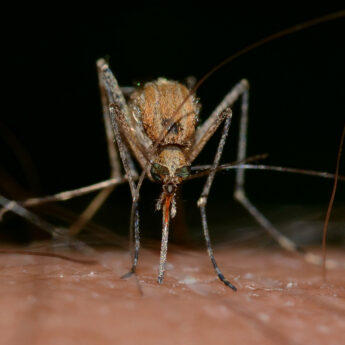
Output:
1,11,345,291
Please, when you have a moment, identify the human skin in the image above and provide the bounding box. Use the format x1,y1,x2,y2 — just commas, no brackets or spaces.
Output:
0,245,344,345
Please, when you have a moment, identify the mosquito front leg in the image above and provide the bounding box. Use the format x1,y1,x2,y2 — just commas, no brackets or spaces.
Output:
196,107,237,291
98,60,153,278
97,59,152,171
109,104,141,278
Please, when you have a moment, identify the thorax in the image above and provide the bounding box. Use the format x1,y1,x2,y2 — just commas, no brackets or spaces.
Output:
128,78,199,148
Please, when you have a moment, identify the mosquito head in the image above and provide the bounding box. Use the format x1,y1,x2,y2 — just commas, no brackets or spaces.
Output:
150,146,191,192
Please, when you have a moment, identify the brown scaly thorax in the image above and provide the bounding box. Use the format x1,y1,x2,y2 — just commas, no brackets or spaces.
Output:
129,78,200,148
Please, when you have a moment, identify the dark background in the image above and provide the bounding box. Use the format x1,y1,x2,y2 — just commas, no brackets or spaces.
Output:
1,4,345,244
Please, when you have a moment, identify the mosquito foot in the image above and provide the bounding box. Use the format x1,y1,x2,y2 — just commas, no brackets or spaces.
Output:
121,269,136,279
218,273,237,291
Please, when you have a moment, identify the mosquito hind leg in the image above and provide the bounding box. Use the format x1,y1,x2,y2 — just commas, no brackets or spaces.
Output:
197,107,237,291
0,194,95,256
233,83,329,265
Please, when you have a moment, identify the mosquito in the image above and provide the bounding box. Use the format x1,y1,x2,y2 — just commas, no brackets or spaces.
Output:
1,11,345,291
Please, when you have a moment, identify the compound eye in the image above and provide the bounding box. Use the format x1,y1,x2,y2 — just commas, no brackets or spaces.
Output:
150,163,169,183
175,165,191,179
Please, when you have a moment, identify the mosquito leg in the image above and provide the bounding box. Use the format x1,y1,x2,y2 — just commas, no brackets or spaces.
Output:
232,81,332,267
0,177,131,212
97,59,150,170
67,187,113,236
0,161,131,221
88,60,147,278
189,79,249,162
109,104,141,278
68,62,132,236
197,108,237,291
0,194,95,255
0,194,64,238
233,82,302,249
